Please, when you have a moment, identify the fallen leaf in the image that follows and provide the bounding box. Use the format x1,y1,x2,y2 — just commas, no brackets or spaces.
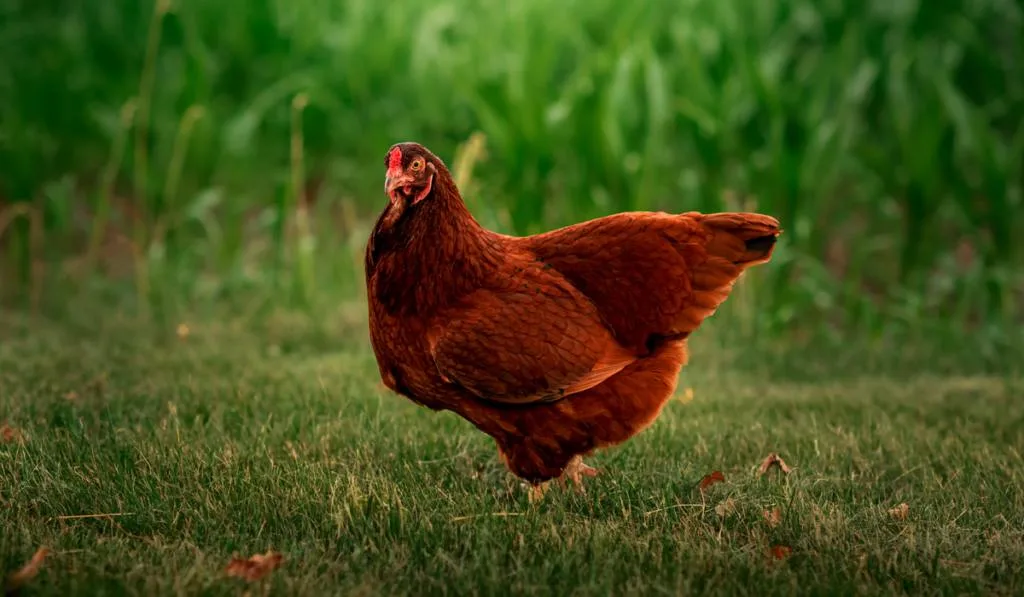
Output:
769,545,793,560
714,497,737,518
176,323,190,340
225,551,284,582
698,470,725,491
5,547,49,591
763,507,782,528
758,453,792,475
888,502,909,520
64,391,79,401
1,423,24,444
678,388,694,403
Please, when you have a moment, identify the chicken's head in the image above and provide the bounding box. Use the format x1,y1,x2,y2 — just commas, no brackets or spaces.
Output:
384,142,437,208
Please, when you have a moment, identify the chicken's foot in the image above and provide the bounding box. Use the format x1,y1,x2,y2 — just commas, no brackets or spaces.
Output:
527,482,550,504
557,455,600,494
523,456,599,503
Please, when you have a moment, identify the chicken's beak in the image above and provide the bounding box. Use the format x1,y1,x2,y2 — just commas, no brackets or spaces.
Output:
385,173,412,196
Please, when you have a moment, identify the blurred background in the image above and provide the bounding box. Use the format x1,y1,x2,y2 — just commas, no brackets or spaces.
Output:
1,0,1022,351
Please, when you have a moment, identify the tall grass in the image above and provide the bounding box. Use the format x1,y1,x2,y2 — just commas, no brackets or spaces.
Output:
0,0,1021,336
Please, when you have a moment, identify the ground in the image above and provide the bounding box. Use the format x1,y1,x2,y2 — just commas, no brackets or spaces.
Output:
1,305,1022,596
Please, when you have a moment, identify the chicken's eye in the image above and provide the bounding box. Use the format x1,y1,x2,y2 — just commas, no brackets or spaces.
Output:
410,158,424,172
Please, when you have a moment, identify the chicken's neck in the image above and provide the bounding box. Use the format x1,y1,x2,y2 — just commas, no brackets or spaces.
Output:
367,179,504,316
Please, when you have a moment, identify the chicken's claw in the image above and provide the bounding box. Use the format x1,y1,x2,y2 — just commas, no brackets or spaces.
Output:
558,455,600,494
523,456,599,503
527,482,550,504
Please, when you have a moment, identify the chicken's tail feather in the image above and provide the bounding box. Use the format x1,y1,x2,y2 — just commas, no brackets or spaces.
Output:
667,211,781,334
743,233,778,255
692,212,782,267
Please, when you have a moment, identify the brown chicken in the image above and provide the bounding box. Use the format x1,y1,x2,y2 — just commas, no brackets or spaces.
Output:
365,142,780,499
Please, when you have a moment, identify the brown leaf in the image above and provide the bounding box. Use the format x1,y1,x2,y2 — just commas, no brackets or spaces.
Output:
769,544,793,560
698,470,725,491
176,323,190,340
887,502,909,520
714,498,737,518
758,453,792,475
5,547,49,591
1,423,24,444
763,507,782,528
225,551,284,581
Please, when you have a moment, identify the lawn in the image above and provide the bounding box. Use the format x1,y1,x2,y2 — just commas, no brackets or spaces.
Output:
2,305,1022,596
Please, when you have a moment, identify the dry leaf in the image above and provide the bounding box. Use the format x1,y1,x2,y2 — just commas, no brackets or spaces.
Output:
225,551,284,581
1,423,24,444
769,545,793,560
888,502,909,520
714,498,737,518
5,547,49,591
758,453,792,475
698,470,725,491
763,507,782,528
678,388,694,404
64,391,79,401
176,323,190,340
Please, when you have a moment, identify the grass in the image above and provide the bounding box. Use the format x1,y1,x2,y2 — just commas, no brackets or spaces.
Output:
3,305,1023,595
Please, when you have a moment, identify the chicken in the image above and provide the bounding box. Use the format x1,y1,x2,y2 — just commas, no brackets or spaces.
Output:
365,142,781,499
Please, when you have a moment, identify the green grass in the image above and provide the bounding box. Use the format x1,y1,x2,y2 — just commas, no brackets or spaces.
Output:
3,306,1023,596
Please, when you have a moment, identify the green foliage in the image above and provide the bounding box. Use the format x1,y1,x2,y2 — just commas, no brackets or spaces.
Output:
0,0,1022,332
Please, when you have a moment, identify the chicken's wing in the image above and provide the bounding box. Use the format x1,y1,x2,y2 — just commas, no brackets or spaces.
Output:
429,268,635,405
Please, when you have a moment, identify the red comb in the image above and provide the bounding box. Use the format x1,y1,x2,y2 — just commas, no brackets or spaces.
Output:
388,147,402,171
